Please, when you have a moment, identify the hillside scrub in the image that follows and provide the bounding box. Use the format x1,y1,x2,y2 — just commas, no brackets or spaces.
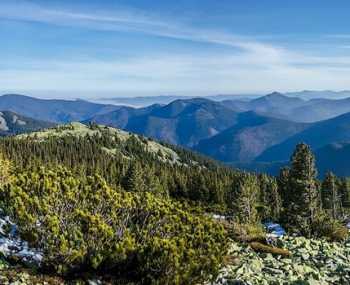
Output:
1,127,350,283
1,128,350,242
0,125,239,209
0,166,228,284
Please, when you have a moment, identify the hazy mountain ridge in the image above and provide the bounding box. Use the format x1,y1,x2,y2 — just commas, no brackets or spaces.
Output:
286,90,350,100
223,92,350,122
94,90,350,107
0,94,120,123
94,94,259,107
83,104,162,129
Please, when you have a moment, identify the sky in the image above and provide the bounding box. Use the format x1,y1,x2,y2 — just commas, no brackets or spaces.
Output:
1,0,350,99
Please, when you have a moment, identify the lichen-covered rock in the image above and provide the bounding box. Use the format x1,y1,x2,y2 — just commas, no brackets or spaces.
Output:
211,235,350,284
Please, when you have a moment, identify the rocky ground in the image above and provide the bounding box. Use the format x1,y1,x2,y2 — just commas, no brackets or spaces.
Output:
212,236,350,285
1,211,349,284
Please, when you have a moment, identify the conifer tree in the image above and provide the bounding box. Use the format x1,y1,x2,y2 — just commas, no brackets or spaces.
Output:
339,178,350,209
287,143,320,236
147,173,167,197
122,163,145,192
322,172,341,219
232,174,260,224
277,166,290,208
259,174,282,221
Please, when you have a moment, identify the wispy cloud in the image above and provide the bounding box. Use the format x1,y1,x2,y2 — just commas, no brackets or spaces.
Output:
0,0,284,58
1,0,350,95
2,53,350,96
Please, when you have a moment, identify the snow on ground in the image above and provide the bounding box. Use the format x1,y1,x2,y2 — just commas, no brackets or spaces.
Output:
0,212,42,266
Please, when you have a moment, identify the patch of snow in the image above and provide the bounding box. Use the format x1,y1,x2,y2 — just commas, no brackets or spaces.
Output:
212,214,226,221
0,212,43,266
346,222,350,229
263,221,286,237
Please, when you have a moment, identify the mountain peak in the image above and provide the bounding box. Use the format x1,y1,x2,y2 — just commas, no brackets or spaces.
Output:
250,92,304,107
266,91,285,98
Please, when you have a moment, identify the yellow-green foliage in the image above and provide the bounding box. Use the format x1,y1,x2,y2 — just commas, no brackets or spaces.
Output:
230,222,266,243
0,166,227,284
0,153,12,187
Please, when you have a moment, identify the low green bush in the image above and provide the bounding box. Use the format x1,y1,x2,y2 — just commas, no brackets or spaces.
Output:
0,166,228,284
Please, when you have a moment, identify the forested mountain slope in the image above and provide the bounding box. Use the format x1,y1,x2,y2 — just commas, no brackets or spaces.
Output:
257,112,350,162
0,110,55,136
194,111,309,162
315,142,350,177
0,122,238,205
15,122,186,165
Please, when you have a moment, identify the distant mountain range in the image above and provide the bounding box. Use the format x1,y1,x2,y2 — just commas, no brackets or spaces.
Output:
0,94,119,123
286,90,350,100
94,90,350,107
223,92,350,123
94,94,258,107
3,92,350,176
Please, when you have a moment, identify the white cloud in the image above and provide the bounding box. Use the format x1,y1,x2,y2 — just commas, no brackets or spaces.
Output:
0,0,285,59
2,53,350,96
1,0,350,96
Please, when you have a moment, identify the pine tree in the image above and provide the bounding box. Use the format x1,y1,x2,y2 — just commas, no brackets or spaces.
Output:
259,174,282,221
232,174,260,224
122,163,145,192
146,172,167,197
277,166,290,208
339,178,350,209
286,143,320,236
322,172,341,219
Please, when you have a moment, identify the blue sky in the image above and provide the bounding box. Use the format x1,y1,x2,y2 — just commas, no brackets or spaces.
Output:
1,0,350,98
